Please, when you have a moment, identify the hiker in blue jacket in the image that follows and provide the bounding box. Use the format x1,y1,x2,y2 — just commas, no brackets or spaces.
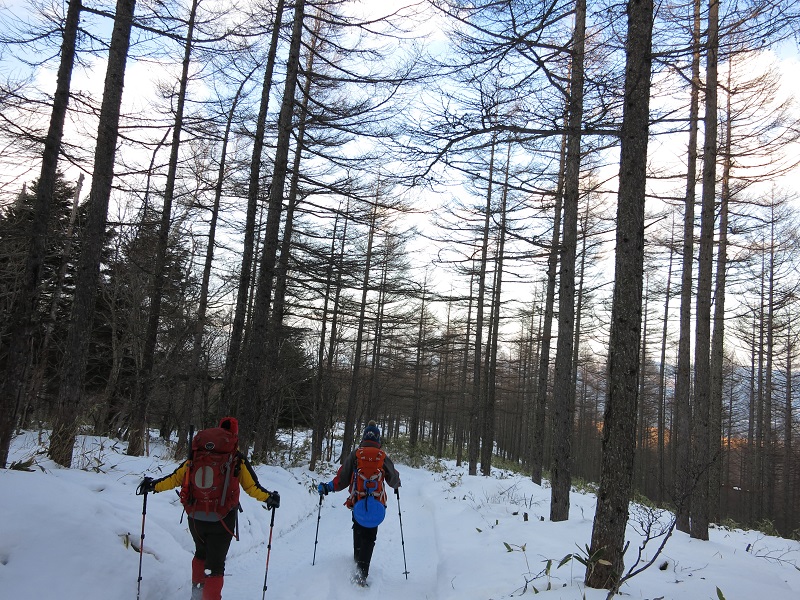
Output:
318,421,401,586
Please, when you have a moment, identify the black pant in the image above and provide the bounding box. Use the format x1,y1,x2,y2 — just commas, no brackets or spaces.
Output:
188,511,237,576
352,517,378,578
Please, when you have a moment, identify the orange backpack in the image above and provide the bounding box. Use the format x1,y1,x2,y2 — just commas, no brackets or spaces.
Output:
348,446,388,527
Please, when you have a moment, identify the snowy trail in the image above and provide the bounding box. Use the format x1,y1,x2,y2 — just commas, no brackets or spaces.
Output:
220,465,442,600
5,432,800,600
165,461,581,600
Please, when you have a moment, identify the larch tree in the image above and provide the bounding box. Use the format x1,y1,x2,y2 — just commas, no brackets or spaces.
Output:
585,0,653,589
549,0,586,522
220,0,285,412
0,0,82,468
238,0,306,455
127,0,202,457
672,0,702,535
689,0,719,542
49,0,138,467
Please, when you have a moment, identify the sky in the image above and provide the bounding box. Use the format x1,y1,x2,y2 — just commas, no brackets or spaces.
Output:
2,430,800,600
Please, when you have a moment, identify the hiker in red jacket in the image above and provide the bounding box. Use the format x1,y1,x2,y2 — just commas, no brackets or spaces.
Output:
137,417,280,600
318,420,401,586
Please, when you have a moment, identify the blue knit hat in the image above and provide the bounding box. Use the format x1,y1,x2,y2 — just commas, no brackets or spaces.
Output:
362,420,381,443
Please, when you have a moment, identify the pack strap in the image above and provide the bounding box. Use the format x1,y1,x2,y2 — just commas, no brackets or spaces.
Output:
219,509,239,541
354,474,382,499
220,454,234,504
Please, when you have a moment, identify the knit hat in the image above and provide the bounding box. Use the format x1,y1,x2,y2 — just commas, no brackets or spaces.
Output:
219,416,239,436
362,420,381,443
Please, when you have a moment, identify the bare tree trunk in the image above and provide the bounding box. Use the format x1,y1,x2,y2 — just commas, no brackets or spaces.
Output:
690,0,720,541
746,318,757,523
525,290,543,473
221,0,285,412
340,201,377,461
456,276,474,467
48,0,137,467
176,69,255,458
239,0,305,456
411,284,427,448
0,0,82,468
127,0,199,456
709,63,733,524
637,276,650,493
253,14,322,458
437,302,455,458
469,135,496,476
764,214,776,519
755,268,766,522
657,223,675,504
550,0,585,522
367,257,388,420
310,208,346,470
585,0,653,588
674,0,702,534
783,326,794,533
481,145,510,475
530,135,565,485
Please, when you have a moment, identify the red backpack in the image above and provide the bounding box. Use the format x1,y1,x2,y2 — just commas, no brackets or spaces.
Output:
180,427,241,521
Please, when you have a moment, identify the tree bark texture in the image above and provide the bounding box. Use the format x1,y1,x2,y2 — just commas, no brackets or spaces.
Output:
550,0,585,522
674,0,702,534
49,0,137,467
239,0,305,455
481,145,510,476
469,135,495,476
690,0,719,541
709,70,732,523
0,0,82,468
530,133,565,485
586,0,653,589
221,0,285,412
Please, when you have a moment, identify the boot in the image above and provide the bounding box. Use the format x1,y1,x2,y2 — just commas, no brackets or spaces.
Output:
191,583,203,600
191,558,205,586
191,557,205,600
202,575,224,600
353,526,360,562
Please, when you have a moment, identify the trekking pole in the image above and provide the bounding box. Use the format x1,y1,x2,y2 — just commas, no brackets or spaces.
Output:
136,486,149,600
395,487,409,579
261,506,276,600
312,493,323,565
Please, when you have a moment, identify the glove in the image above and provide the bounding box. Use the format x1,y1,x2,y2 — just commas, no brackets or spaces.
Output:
265,491,280,509
317,481,333,496
136,476,155,495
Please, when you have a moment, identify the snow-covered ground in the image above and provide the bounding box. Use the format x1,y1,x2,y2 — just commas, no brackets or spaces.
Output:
1,430,799,600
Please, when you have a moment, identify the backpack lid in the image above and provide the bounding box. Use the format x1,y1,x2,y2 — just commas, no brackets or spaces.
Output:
192,427,238,454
